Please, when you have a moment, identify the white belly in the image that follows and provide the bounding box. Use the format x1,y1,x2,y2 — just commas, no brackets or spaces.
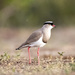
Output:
29,35,46,47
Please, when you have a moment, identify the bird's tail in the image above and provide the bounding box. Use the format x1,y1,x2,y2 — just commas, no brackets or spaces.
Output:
16,45,23,50
16,47,21,50
16,43,27,50
16,46,27,50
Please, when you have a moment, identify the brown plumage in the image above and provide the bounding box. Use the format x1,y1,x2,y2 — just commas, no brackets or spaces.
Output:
16,29,42,50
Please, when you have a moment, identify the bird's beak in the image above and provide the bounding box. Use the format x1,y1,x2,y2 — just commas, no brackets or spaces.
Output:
52,25,56,27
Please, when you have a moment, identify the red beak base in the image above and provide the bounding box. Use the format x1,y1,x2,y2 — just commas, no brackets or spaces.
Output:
52,25,55,27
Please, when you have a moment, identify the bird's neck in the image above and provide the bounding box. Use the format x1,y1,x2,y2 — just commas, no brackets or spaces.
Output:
42,25,52,43
42,25,52,34
43,27,51,37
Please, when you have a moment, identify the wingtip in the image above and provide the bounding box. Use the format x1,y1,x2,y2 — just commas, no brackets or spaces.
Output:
16,48,20,50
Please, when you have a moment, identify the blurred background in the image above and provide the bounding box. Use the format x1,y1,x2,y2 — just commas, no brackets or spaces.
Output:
0,0,75,57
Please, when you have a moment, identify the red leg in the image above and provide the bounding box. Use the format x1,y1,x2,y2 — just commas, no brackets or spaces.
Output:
37,48,40,65
28,47,31,64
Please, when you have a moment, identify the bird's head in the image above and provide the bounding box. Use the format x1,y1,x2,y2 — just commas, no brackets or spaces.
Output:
44,21,55,29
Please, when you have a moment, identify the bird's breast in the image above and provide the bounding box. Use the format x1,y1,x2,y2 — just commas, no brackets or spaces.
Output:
42,29,51,43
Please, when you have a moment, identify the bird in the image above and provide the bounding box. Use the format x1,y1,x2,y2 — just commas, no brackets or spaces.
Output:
16,21,55,65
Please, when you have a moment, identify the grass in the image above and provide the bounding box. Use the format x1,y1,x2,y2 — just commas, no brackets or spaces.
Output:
0,52,75,75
